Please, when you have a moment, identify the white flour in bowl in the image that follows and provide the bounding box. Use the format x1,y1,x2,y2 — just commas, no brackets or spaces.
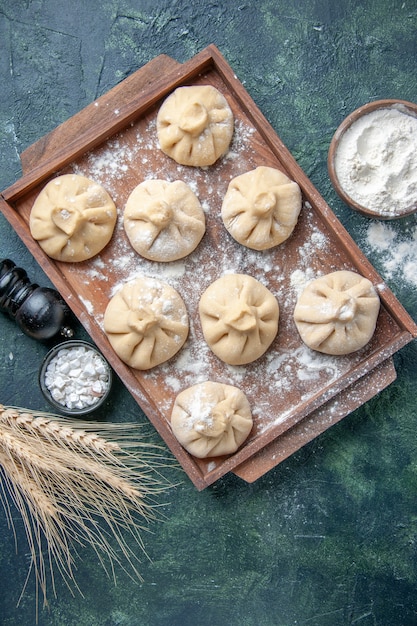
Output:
334,106,417,216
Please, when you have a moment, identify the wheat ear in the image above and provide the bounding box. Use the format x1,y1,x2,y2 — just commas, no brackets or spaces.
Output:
0,404,174,621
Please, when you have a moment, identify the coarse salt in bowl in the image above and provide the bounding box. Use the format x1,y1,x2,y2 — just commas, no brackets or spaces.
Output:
39,340,113,416
328,99,417,220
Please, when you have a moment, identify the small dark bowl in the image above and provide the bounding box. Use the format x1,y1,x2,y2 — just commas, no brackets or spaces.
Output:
39,340,113,416
328,99,417,220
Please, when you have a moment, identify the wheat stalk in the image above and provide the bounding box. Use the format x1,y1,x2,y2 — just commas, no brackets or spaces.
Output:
0,404,174,620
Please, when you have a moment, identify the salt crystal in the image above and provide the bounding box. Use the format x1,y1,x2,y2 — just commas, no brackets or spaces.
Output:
53,376,67,390
91,380,104,396
51,389,65,401
94,361,107,375
82,361,96,377
59,361,71,375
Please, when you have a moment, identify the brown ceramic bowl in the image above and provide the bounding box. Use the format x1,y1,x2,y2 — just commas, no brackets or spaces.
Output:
328,99,417,220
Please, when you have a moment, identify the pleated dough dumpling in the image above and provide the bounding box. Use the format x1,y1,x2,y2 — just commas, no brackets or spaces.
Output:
123,179,206,262
199,273,279,365
156,85,234,167
293,270,380,355
29,174,117,262
103,276,189,370
170,381,253,458
221,166,302,250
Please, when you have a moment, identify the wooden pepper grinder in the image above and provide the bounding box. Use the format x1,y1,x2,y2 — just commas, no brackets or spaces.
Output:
0,259,74,340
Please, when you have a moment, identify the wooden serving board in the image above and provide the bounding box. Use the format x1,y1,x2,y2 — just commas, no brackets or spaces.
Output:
2,46,416,489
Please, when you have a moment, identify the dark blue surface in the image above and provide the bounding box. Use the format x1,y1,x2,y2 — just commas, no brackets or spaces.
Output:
1,1,417,624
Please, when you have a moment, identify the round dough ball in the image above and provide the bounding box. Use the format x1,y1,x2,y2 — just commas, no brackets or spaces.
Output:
170,381,253,458
156,85,234,167
293,270,380,355
103,276,189,370
123,179,206,262
199,273,279,365
221,166,302,250
29,174,117,262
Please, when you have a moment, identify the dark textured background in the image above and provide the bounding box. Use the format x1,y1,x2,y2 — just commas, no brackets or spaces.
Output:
1,1,417,625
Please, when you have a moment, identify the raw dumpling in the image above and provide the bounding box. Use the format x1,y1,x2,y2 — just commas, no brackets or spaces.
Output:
170,381,253,458
103,276,189,369
123,179,206,262
293,270,380,355
199,273,279,365
29,174,117,262
156,85,234,167
221,166,302,250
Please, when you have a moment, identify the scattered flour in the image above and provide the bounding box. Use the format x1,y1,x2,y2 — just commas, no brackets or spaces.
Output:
61,105,370,441
79,296,94,315
365,221,417,287
290,268,317,296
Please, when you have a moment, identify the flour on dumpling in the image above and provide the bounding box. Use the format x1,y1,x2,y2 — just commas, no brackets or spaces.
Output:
221,166,302,250
103,276,189,369
157,85,234,167
123,179,206,262
29,174,117,262
293,270,380,355
199,273,279,365
170,381,253,458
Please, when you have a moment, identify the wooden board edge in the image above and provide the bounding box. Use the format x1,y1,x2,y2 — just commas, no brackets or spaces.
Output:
1,46,216,202
193,329,413,488
20,54,181,172
232,356,397,483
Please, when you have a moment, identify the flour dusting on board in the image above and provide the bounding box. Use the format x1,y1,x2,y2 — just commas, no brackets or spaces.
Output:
64,107,372,441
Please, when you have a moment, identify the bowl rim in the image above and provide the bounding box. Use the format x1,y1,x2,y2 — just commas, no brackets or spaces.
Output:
39,339,113,416
327,98,417,220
